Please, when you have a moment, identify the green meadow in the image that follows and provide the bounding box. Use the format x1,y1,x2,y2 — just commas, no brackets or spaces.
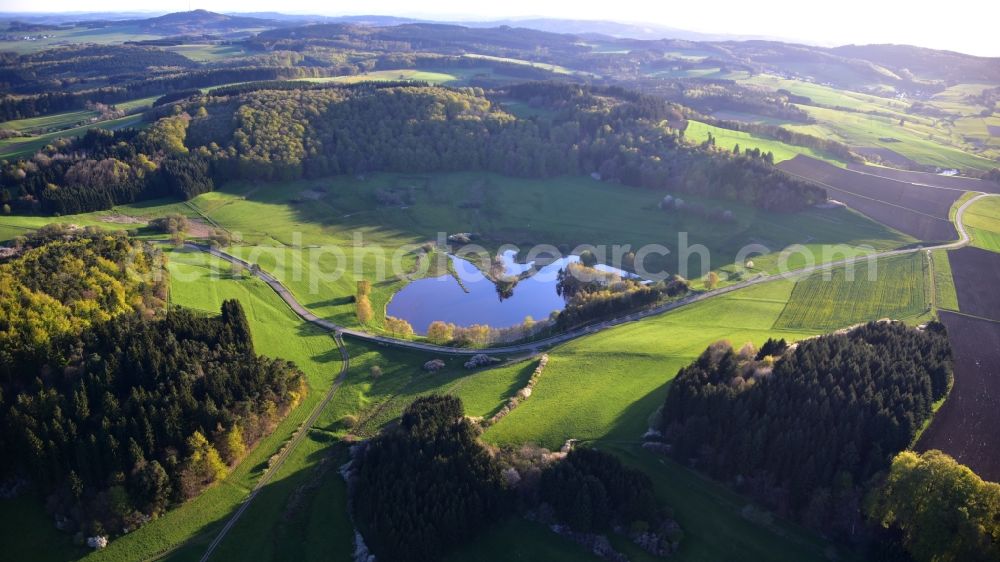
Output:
0,113,146,159
684,119,847,166
742,74,998,170
962,196,1000,253
773,252,932,331
0,171,912,333
931,249,960,312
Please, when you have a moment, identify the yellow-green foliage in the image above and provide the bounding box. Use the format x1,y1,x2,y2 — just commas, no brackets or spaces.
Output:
144,112,191,155
869,450,1000,562
182,431,228,495
0,226,164,359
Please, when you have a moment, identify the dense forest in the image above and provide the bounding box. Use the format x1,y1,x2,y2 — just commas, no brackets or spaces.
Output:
2,81,825,215
658,321,952,537
0,228,305,539
348,395,508,562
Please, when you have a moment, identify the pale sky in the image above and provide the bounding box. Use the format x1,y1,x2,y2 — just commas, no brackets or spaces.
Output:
4,0,1000,57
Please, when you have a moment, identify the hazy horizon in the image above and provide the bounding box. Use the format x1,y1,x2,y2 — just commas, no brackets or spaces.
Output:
2,1,999,57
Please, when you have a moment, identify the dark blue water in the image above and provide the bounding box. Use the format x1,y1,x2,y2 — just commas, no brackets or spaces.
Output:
386,250,634,333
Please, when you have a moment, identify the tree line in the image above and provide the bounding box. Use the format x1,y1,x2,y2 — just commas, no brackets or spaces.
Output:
3,82,826,216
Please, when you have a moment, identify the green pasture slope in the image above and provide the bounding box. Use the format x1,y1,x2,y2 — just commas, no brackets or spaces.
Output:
93,250,342,562
684,120,847,166
2,225,930,561
740,74,998,171
0,197,198,242
0,113,146,160
0,171,911,331
962,196,1000,253
167,267,864,562
774,252,932,331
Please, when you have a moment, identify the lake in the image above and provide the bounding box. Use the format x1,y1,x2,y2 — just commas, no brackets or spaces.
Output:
386,250,635,333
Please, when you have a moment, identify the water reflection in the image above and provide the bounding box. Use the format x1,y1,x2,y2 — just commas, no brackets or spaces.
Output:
386,250,637,334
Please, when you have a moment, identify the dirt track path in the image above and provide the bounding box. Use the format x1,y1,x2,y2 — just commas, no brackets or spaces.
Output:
197,333,350,562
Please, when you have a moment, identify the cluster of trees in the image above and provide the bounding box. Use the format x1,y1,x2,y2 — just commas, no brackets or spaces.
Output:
554,262,689,329
540,448,659,534
659,321,952,536
0,229,305,538
868,449,1000,562
632,78,815,123
349,395,508,561
424,316,549,347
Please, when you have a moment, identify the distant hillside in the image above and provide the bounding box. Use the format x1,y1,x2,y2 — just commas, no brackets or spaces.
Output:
832,44,1000,83
467,18,773,42
78,9,284,34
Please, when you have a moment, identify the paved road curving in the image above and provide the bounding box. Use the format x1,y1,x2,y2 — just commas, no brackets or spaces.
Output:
187,191,996,357
192,191,993,561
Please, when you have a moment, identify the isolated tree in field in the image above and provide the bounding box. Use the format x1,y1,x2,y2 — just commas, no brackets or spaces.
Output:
732,144,740,155
357,279,371,297
706,271,719,289
356,295,373,324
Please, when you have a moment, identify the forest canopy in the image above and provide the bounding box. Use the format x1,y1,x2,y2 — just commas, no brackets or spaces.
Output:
658,321,952,536
0,229,305,539
2,82,825,216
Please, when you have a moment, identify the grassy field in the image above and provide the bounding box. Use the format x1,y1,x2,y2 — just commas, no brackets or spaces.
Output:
0,171,912,331
773,252,931,331
191,266,854,562
0,113,145,159
931,249,960,311
741,75,999,170
685,119,847,166
482,280,817,448
962,196,1000,252
0,25,163,54
787,106,996,171
460,53,593,77
165,43,250,62
295,64,550,87
1,237,878,561
0,196,198,242
205,172,910,328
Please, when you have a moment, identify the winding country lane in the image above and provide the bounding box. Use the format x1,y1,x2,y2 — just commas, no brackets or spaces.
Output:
192,191,994,561
187,192,995,356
